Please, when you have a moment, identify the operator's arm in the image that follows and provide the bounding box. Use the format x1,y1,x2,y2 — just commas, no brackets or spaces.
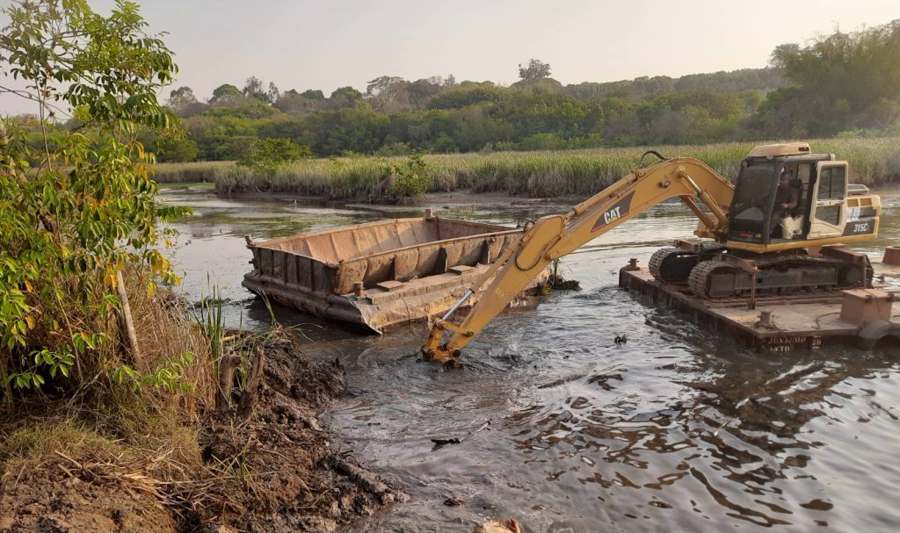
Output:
788,188,799,209
421,157,734,366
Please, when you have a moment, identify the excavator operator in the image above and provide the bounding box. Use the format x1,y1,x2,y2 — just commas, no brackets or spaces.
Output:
772,167,800,237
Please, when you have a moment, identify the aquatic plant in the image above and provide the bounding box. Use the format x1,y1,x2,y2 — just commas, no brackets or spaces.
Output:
153,137,900,199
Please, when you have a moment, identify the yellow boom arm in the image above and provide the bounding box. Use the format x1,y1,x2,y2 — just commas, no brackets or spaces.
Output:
421,157,735,366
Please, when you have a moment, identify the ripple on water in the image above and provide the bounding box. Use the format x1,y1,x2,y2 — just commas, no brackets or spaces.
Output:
163,186,900,532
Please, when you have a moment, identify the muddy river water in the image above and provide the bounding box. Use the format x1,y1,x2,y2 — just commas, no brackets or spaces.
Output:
162,184,900,532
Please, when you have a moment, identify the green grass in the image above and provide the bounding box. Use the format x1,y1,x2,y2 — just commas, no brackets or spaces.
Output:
153,137,900,199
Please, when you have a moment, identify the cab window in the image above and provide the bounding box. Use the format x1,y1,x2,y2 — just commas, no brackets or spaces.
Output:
817,166,846,200
728,160,778,243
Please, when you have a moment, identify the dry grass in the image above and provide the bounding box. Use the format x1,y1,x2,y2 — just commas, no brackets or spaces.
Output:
154,160,234,183
0,266,221,529
153,137,900,199
125,271,217,414
0,419,122,464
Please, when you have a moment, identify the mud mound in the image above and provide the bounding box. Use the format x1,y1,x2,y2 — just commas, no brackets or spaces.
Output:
259,331,346,409
195,330,401,532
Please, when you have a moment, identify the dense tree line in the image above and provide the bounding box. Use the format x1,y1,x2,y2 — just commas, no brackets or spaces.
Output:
151,75,773,161
13,21,900,162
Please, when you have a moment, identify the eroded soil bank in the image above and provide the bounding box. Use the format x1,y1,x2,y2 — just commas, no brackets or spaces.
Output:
0,330,400,532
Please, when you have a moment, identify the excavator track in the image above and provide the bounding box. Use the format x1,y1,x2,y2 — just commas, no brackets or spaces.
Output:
687,259,730,298
649,247,693,281
649,244,726,283
687,253,872,299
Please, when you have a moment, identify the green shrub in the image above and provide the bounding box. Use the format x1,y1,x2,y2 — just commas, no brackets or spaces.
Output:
389,154,431,199
0,0,211,404
237,138,311,174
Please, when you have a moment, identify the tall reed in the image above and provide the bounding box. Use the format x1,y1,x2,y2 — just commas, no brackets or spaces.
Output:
153,137,900,199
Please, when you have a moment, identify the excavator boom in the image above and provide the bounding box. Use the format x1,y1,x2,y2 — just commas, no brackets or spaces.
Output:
421,157,735,366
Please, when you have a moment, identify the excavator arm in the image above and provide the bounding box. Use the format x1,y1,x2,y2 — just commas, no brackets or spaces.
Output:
421,156,735,366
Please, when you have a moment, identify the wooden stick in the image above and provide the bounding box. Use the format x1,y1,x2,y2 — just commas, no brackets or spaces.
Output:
0,354,11,404
116,270,142,366
238,348,265,419
216,354,240,411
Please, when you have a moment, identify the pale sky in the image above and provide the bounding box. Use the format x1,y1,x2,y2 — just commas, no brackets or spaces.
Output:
1,0,898,115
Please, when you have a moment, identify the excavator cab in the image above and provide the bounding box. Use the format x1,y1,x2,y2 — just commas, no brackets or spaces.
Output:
725,143,874,251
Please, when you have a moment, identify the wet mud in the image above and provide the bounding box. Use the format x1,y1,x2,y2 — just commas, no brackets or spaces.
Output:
195,331,402,532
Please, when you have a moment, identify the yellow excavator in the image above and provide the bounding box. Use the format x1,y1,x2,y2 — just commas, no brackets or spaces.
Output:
422,142,881,366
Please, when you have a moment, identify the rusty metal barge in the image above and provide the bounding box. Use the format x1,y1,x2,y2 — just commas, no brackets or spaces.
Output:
243,212,548,332
618,247,900,351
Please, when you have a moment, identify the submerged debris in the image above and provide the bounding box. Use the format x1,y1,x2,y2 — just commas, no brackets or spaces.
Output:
431,419,492,450
430,437,461,448
474,518,522,533
443,496,465,507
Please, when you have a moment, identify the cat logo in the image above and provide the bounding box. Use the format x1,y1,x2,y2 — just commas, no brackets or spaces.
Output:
592,192,634,232
603,206,622,224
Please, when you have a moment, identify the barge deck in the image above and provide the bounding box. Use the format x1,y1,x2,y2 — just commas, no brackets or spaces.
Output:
619,260,900,351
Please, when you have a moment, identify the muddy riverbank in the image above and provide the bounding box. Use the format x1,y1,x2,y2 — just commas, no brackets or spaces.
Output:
161,184,900,532
0,329,400,532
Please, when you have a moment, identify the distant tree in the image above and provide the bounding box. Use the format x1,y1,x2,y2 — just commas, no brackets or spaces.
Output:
301,89,325,100
274,90,305,113
564,68,786,101
266,82,280,103
328,86,365,109
210,83,242,103
153,133,199,162
769,43,800,68
303,107,387,155
168,86,197,109
366,75,445,113
274,89,324,114
167,86,206,116
404,79,440,107
518,59,552,82
243,76,267,101
205,99,276,119
445,74,457,87
427,83,505,109
366,75,405,97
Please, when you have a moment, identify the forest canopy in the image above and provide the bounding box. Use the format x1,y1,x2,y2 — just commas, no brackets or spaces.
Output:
11,21,900,162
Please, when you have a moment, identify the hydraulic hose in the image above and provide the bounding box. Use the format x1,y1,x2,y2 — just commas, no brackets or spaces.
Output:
639,150,668,166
